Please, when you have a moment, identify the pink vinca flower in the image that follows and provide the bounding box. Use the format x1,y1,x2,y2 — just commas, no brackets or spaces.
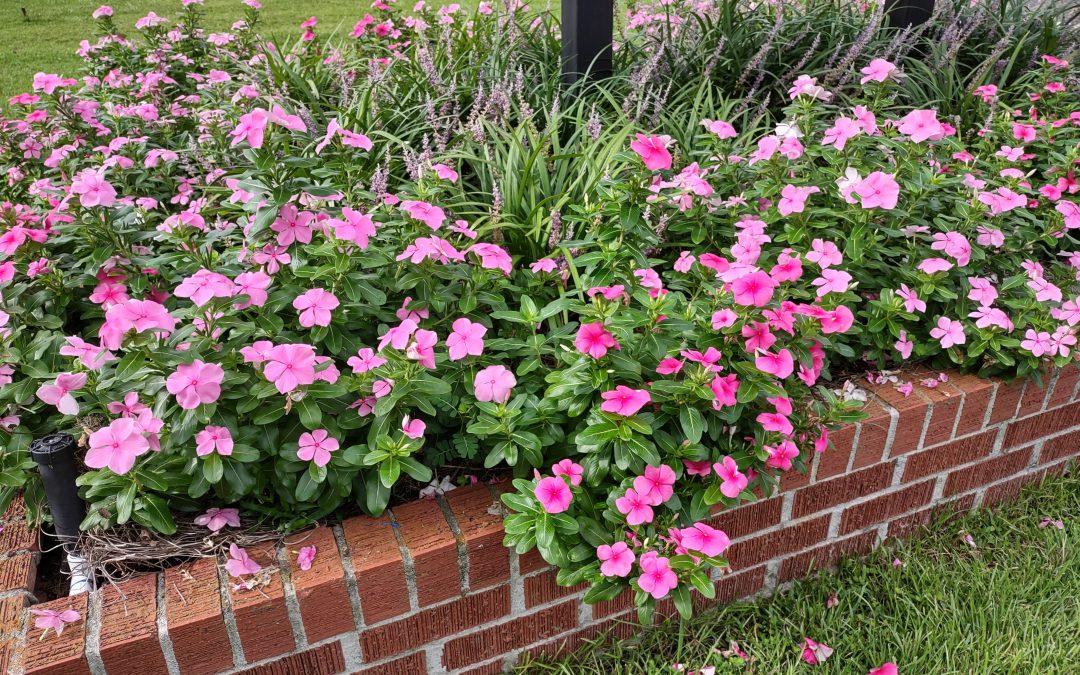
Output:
777,184,820,216
297,429,339,467
474,365,516,403
84,417,151,475
347,347,386,373
36,372,87,415
854,171,900,209
637,551,678,599
534,476,573,513
801,638,833,665
679,522,731,557
401,200,446,230
166,360,224,410
868,664,899,675
31,608,81,637
597,541,635,577
713,456,748,498
929,317,966,348
175,269,234,306
297,545,317,571
756,349,795,379
230,108,270,149
731,270,777,307
195,426,233,457
600,386,651,417
293,288,339,328
634,465,675,505
897,109,944,143
860,58,898,84
630,133,673,171
264,343,317,394
575,322,619,359
615,487,654,525
446,318,487,360
194,507,241,532
225,544,262,578
401,415,426,439
552,459,584,486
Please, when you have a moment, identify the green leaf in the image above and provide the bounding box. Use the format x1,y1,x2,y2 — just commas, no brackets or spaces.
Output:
133,495,176,535
378,457,401,488
671,584,693,619
296,398,322,429
202,454,224,483
116,482,136,524
679,406,704,444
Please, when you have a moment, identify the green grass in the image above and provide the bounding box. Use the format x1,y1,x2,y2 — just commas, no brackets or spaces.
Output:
520,470,1080,674
0,0,479,101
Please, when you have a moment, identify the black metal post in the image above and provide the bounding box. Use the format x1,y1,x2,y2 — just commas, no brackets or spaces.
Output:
885,0,934,28
561,0,614,84
30,433,85,544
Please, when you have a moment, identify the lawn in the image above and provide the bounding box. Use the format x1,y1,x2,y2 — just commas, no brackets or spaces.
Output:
519,471,1080,674
0,0,480,101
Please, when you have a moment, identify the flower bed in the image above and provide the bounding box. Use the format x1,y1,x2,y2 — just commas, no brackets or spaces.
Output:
1,370,1078,674
1,0,1080,645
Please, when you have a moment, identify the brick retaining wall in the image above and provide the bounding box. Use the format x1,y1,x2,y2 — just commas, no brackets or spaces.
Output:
1,366,1078,675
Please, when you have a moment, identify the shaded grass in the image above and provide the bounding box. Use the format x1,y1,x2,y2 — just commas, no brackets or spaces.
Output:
0,0,480,101
520,469,1080,674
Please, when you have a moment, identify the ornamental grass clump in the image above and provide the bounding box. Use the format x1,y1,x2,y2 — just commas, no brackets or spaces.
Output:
0,0,1078,619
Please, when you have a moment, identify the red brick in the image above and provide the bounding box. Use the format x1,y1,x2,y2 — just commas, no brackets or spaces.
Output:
918,379,963,448
0,493,27,522
726,515,830,571
0,594,27,637
778,530,877,583
21,595,90,675
712,566,766,604
1017,370,1050,417
342,514,410,624
98,574,168,675
163,556,235,674
1003,402,1080,449
1046,364,1080,410
0,641,13,675
868,382,929,456
445,485,510,590
902,429,997,481
360,585,510,661
283,526,354,643
839,480,934,535
982,468,1052,507
887,495,975,539
518,548,550,575
354,651,428,674
0,519,38,553
441,601,578,669
525,569,587,608
228,543,295,662
1039,429,1080,464
707,496,782,540
943,447,1033,496
778,466,811,492
988,377,1024,424
0,552,35,592
592,588,634,619
392,499,461,606
236,640,346,675
791,463,893,519
951,374,995,437
814,424,855,481
852,401,892,468
460,660,510,675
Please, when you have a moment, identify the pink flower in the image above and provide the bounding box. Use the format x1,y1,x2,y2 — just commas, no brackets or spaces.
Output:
270,204,315,246
293,288,339,328
406,329,438,368
264,343,317,394
92,5,114,19
401,415,426,439
467,243,513,276
36,372,87,415
166,360,224,410
552,459,584,486
777,185,820,216
630,133,673,171
530,259,557,273
401,200,446,230
637,551,678,599
897,109,944,143
431,163,459,182
710,373,740,408
474,365,516,403
347,347,386,373
822,117,862,151
615,487,654,525
226,544,262,578
860,58,898,84
756,349,794,379
897,284,925,313
931,232,971,267
84,417,151,475
446,318,487,360
868,664,899,675
600,386,652,417
233,271,271,309
633,465,675,506
194,507,240,532
854,171,900,209
812,269,852,297
703,119,737,139
230,108,270,149
575,322,619,359
765,440,799,471
70,167,117,208
679,522,730,557
597,541,635,577
195,426,234,457
711,309,737,329
330,207,377,249
714,456,748,498
684,460,711,476
297,429,339,467
930,316,966,348
656,358,685,375
175,269,234,306
30,608,81,637
297,545,317,571
731,271,777,307
534,476,573,513
895,330,914,359
801,637,833,665
806,239,842,269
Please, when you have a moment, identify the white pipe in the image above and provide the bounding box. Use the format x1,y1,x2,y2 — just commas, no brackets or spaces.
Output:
68,553,92,595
